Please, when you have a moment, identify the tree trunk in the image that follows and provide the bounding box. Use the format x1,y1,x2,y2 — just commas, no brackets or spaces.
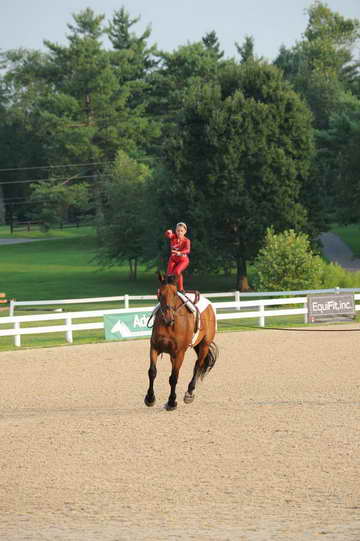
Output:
222,261,232,277
236,257,250,292
0,185,5,225
128,257,138,281
128,258,134,280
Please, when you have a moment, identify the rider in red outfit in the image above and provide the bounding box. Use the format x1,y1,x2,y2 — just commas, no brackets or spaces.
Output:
165,222,190,292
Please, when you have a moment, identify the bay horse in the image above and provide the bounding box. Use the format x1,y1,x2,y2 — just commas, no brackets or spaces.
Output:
145,273,218,410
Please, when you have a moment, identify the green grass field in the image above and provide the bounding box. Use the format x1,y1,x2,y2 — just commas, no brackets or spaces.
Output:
0,227,236,301
0,224,95,239
0,223,359,351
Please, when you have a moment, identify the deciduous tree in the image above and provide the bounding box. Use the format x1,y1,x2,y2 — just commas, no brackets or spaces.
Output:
96,150,151,279
156,60,315,290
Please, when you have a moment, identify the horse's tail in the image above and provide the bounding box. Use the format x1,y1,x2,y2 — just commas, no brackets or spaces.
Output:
197,341,219,380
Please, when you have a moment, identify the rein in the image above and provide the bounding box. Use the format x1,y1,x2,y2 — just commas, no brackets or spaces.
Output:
147,294,187,329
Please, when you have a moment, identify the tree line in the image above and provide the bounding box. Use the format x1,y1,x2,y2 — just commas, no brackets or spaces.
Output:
0,1,359,288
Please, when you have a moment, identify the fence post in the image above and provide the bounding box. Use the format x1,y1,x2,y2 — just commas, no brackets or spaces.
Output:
258,302,265,327
124,294,129,309
235,290,241,310
66,317,73,344
14,321,21,347
304,300,308,324
9,299,15,317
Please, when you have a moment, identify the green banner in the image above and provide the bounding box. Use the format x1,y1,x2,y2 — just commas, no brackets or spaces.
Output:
104,312,152,340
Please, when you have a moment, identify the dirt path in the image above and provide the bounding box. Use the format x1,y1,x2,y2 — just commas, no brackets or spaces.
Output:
0,330,359,540
0,238,55,245
319,232,360,271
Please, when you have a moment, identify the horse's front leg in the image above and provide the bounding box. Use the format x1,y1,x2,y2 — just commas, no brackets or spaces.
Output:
166,350,185,411
144,347,158,407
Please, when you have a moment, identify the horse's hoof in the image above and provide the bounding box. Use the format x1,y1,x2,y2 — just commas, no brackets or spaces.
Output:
144,396,156,407
165,401,177,411
184,392,195,404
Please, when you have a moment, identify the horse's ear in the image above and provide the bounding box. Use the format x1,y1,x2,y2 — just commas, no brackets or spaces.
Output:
158,271,165,283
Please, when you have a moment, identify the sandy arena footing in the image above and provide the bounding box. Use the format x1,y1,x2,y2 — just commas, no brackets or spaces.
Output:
0,328,359,540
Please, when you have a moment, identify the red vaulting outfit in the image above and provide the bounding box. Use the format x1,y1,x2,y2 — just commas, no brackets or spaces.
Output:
164,230,190,291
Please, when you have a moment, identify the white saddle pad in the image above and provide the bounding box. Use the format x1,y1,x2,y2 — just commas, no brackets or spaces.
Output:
182,293,211,313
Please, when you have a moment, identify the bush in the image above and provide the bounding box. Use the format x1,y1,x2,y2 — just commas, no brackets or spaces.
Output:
319,261,360,288
253,228,323,291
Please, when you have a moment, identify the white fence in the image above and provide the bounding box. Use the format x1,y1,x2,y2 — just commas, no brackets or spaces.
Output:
1,290,360,347
9,287,360,316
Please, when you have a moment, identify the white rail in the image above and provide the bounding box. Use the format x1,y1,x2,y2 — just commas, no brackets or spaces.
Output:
1,293,359,347
8,291,240,316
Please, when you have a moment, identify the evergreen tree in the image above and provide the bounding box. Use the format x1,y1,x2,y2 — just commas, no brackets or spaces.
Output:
274,1,360,229
0,48,50,219
39,8,141,162
108,7,158,80
274,1,360,129
317,95,360,223
235,35,257,63
106,7,160,155
147,41,222,124
202,30,224,60
0,8,158,226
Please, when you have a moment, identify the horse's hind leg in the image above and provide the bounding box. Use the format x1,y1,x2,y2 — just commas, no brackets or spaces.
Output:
184,343,205,404
184,337,218,404
184,365,198,404
144,347,158,407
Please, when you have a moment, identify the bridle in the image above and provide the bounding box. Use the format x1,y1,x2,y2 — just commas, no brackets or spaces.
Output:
158,291,186,327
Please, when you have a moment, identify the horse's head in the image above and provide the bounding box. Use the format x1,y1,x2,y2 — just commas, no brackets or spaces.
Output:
157,273,179,327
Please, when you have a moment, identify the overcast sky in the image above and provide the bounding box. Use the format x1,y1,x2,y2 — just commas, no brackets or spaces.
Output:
1,0,360,61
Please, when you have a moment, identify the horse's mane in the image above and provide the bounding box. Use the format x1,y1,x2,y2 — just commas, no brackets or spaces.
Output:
163,274,177,286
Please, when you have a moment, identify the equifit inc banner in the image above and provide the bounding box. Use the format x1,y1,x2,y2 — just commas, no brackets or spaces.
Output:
307,293,355,323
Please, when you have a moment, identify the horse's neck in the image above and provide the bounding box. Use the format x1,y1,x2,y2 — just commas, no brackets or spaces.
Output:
172,293,182,308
